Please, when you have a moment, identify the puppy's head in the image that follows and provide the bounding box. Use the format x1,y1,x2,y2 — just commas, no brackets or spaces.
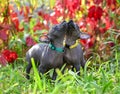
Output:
67,20,90,40
47,21,68,42
39,21,68,43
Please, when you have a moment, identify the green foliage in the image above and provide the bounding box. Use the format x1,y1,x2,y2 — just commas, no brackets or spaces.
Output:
117,0,120,4
0,55,120,93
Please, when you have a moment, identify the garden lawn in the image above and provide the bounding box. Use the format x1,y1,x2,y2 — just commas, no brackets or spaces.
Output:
0,58,120,94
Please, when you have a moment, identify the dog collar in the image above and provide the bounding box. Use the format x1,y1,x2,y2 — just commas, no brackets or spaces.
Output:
63,40,79,49
49,43,64,52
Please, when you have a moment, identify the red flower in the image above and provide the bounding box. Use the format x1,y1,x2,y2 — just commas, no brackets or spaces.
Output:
33,22,43,31
49,13,59,24
20,6,30,17
10,11,20,31
108,41,115,47
99,16,114,33
106,0,116,6
2,50,11,56
88,5,103,21
65,0,81,18
26,36,36,47
9,52,18,62
99,27,107,33
93,0,103,4
38,10,44,17
86,17,98,31
78,18,87,32
2,50,18,63
9,5,25,32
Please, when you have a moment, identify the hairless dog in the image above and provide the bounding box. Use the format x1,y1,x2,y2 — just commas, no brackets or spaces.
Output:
26,21,68,79
63,20,90,75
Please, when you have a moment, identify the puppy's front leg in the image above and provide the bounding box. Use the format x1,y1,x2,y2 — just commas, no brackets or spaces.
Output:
38,64,47,74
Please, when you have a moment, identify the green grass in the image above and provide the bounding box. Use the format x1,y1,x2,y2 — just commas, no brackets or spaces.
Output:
0,57,120,94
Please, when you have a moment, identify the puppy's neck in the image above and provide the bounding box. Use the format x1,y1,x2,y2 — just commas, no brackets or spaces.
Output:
51,37,64,48
64,37,77,46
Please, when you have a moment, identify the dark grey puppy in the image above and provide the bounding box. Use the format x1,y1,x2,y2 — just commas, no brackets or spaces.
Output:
26,21,68,79
63,20,90,75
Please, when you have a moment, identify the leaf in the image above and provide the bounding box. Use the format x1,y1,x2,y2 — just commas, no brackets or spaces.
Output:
50,0,55,9
30,18,36,29
102,81,112,93
93,0,103,4
117,0,120,4
31,58,42,90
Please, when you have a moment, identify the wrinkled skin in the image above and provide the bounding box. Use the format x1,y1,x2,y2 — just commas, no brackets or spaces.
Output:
26,21,68,79
63,20,90,75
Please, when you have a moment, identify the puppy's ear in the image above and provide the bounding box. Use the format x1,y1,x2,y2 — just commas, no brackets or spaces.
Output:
39,35,50,43
61,20,66,23
68,20,74,25
79,33,90,39
68,20,73,23
68,20,75,30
